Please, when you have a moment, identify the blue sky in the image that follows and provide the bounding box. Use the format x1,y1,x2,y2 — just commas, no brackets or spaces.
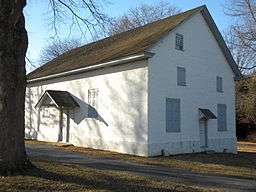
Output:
24,0,231,70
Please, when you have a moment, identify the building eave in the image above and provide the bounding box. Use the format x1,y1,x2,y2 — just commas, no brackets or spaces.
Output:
27,52,152,84
200,6,242,80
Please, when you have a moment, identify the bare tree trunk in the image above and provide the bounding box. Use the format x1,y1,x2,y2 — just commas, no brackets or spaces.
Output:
0,0,32,175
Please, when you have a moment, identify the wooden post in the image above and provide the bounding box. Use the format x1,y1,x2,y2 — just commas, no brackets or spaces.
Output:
66,110,70,143
205,120,208,148
58,108,63,142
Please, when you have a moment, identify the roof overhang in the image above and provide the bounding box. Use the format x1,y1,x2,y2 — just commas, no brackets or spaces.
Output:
199,6,242,80
27,52,153,84
27,6,241,83
199,108,217,120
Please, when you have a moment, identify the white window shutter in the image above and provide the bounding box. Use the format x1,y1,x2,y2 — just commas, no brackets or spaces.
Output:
88,89,99,117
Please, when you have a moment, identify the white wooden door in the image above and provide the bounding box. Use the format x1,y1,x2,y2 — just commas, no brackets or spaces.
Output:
62,111,70,143
199,120,207,150
62,112,67,143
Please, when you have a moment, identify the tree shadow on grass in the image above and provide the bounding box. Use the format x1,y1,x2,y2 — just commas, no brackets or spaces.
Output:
22,164,181,192
154,151,256,170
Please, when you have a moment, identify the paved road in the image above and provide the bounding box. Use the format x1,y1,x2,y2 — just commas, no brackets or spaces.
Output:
26,144,256,192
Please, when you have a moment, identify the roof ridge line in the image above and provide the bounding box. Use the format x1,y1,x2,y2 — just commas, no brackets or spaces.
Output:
27,5,207,80
66,5,206,51
28,5,206,77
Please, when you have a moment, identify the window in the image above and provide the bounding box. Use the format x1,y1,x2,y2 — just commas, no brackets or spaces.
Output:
88,88,99,117
88,88,99,108
166,98,181,132
217,104,227,131
216,76,223,93
177,67,186,86
42,109,50,118
175,33,184,51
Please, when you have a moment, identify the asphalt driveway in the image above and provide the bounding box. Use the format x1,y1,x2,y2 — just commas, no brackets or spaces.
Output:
26,144,256,192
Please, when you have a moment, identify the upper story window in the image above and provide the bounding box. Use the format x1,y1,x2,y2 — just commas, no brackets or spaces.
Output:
177,67,186,86
216,76,223,93
88,88,99,108
175,33,184,51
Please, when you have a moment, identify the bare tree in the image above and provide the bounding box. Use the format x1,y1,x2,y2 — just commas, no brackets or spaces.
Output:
48,0,109,37
107,1,180,35
224,29,256,74
0,0,107,175
225,0,256,72
40,38,82,64
236,74,256,123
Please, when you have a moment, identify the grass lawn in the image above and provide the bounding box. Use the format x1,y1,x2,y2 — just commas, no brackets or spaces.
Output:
1,140,253,191
26,140,256,180
238,141,256,153
0,159,217,192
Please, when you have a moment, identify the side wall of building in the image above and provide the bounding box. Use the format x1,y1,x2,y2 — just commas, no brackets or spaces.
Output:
148,13,237,156
25,60,149,156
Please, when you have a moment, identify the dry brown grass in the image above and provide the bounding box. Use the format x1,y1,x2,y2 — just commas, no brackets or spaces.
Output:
238,141,256,153
0,159,218,192
26,140,256,180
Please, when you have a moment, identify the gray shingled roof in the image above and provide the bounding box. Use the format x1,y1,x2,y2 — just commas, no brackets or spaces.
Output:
27,5,241,81
199,108,217,119
36,90,79,109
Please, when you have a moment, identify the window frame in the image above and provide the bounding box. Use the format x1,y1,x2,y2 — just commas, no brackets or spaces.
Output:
177,66,186,86
88,88,99,108
217,104,227,132
166,98,181,133
216,76,223,93
175,33,184,51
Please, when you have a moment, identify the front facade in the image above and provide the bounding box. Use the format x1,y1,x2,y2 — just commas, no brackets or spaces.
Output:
25,6,240,156
147,12,236,156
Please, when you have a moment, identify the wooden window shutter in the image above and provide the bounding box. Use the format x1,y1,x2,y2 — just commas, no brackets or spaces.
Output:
175,33,184,51
177,67,186,86
166,98,181,133
217,76,223,92
217,104,227,131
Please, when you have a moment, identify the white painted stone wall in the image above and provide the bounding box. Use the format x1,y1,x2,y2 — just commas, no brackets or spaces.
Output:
147,13,237,156
25,61,149,156
25,12,237,157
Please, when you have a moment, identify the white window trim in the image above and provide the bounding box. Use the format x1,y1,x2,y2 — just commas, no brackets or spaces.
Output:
177,66,186,86
88,88,99,109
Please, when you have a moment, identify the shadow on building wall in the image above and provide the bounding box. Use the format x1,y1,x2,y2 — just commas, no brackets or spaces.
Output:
70,95,108,126
26,88,108,142
25,63,147,155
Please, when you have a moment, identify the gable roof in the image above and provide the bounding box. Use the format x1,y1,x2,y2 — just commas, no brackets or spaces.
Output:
35,90,79,109
27,5,241,82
